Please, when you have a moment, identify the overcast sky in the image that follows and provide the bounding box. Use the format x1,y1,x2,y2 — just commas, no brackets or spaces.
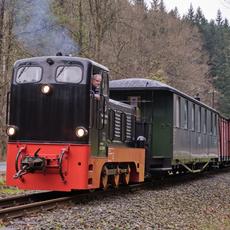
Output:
146,0,230,21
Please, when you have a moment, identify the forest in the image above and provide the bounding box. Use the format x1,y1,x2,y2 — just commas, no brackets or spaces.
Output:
0,0,230,158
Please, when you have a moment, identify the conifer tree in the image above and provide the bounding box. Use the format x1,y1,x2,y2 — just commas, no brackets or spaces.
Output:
216,9,223,26
151,0,159,11
159,0,165,12
195,7,206,25
186,4,195,23
223,18,229,28
169,7,179,18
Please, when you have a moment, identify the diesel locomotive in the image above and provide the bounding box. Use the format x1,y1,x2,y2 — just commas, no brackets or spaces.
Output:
5,56,230,191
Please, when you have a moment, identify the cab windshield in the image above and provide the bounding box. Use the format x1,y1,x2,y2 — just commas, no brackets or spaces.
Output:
16,66,42,83
56,66,83,83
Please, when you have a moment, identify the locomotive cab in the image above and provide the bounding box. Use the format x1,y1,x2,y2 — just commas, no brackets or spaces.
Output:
7,56,108,145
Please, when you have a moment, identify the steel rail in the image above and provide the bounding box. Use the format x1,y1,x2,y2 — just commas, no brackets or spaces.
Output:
0,194,74,220
0,191,67,209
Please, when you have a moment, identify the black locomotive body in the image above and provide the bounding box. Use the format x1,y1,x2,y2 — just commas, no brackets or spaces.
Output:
6,56,144,191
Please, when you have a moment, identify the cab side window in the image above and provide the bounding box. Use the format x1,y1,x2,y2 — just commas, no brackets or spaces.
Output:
91,71,109,96
101,72,109,96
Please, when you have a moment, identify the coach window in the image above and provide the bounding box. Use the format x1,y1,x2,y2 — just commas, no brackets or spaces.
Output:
130,96,141,121
213,114,217,136
175,96,180,128
182,100,188,129
197,106,201,132
209,112,214,134
203,109,207,134
191,103,195,131
210,112,213,135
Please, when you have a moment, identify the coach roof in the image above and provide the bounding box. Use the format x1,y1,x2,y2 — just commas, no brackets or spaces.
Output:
109,78,217,113
110,78,173,91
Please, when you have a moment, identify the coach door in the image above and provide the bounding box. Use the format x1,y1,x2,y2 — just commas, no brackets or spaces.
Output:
90,72,109,157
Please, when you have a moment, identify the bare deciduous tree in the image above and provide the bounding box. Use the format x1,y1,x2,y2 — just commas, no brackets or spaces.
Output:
0,0,17,159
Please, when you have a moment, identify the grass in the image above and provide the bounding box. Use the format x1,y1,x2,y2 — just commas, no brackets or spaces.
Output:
0,177,5,186
0,187,23,195
0,176,24,195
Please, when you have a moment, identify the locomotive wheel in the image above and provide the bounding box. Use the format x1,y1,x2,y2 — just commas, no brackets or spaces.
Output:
101,165,109,190
123,165,131,185
112,167,120,188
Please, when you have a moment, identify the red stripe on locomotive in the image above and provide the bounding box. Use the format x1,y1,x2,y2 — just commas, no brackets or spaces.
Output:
6,143,90,191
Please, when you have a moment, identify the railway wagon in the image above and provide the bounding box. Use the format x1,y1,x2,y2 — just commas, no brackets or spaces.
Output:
110,78,223,174
6,56,145,191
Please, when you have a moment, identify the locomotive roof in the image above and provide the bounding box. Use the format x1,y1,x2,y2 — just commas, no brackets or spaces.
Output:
110,78,218,113
14,56,109,72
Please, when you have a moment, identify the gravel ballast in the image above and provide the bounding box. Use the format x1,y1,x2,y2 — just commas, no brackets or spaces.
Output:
2,169,230,230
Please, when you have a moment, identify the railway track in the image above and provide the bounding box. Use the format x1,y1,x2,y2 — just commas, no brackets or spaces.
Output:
1,167,229,221
0,191,77,220
0,184,147,220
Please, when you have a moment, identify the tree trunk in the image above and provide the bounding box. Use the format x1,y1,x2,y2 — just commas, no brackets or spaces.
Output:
0,0,14,159
78,0,83,55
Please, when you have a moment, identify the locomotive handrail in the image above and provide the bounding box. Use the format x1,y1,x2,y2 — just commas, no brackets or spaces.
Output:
108,109,115,141
121,112,127,142
97,94,106,130
89,91,95,128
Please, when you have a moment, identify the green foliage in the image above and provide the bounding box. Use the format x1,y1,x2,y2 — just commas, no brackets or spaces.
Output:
0,177,23,195
216,9,223,26
207,21,230,117
194,7,207,25
185,4,195,22
185,7,230,117
0,177,5,186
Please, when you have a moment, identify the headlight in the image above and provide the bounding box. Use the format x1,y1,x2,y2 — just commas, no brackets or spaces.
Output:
41,85,51,94
75,127,88,138
6,126,18,136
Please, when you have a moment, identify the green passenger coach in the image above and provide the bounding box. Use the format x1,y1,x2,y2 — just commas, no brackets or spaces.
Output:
109,78,219,175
